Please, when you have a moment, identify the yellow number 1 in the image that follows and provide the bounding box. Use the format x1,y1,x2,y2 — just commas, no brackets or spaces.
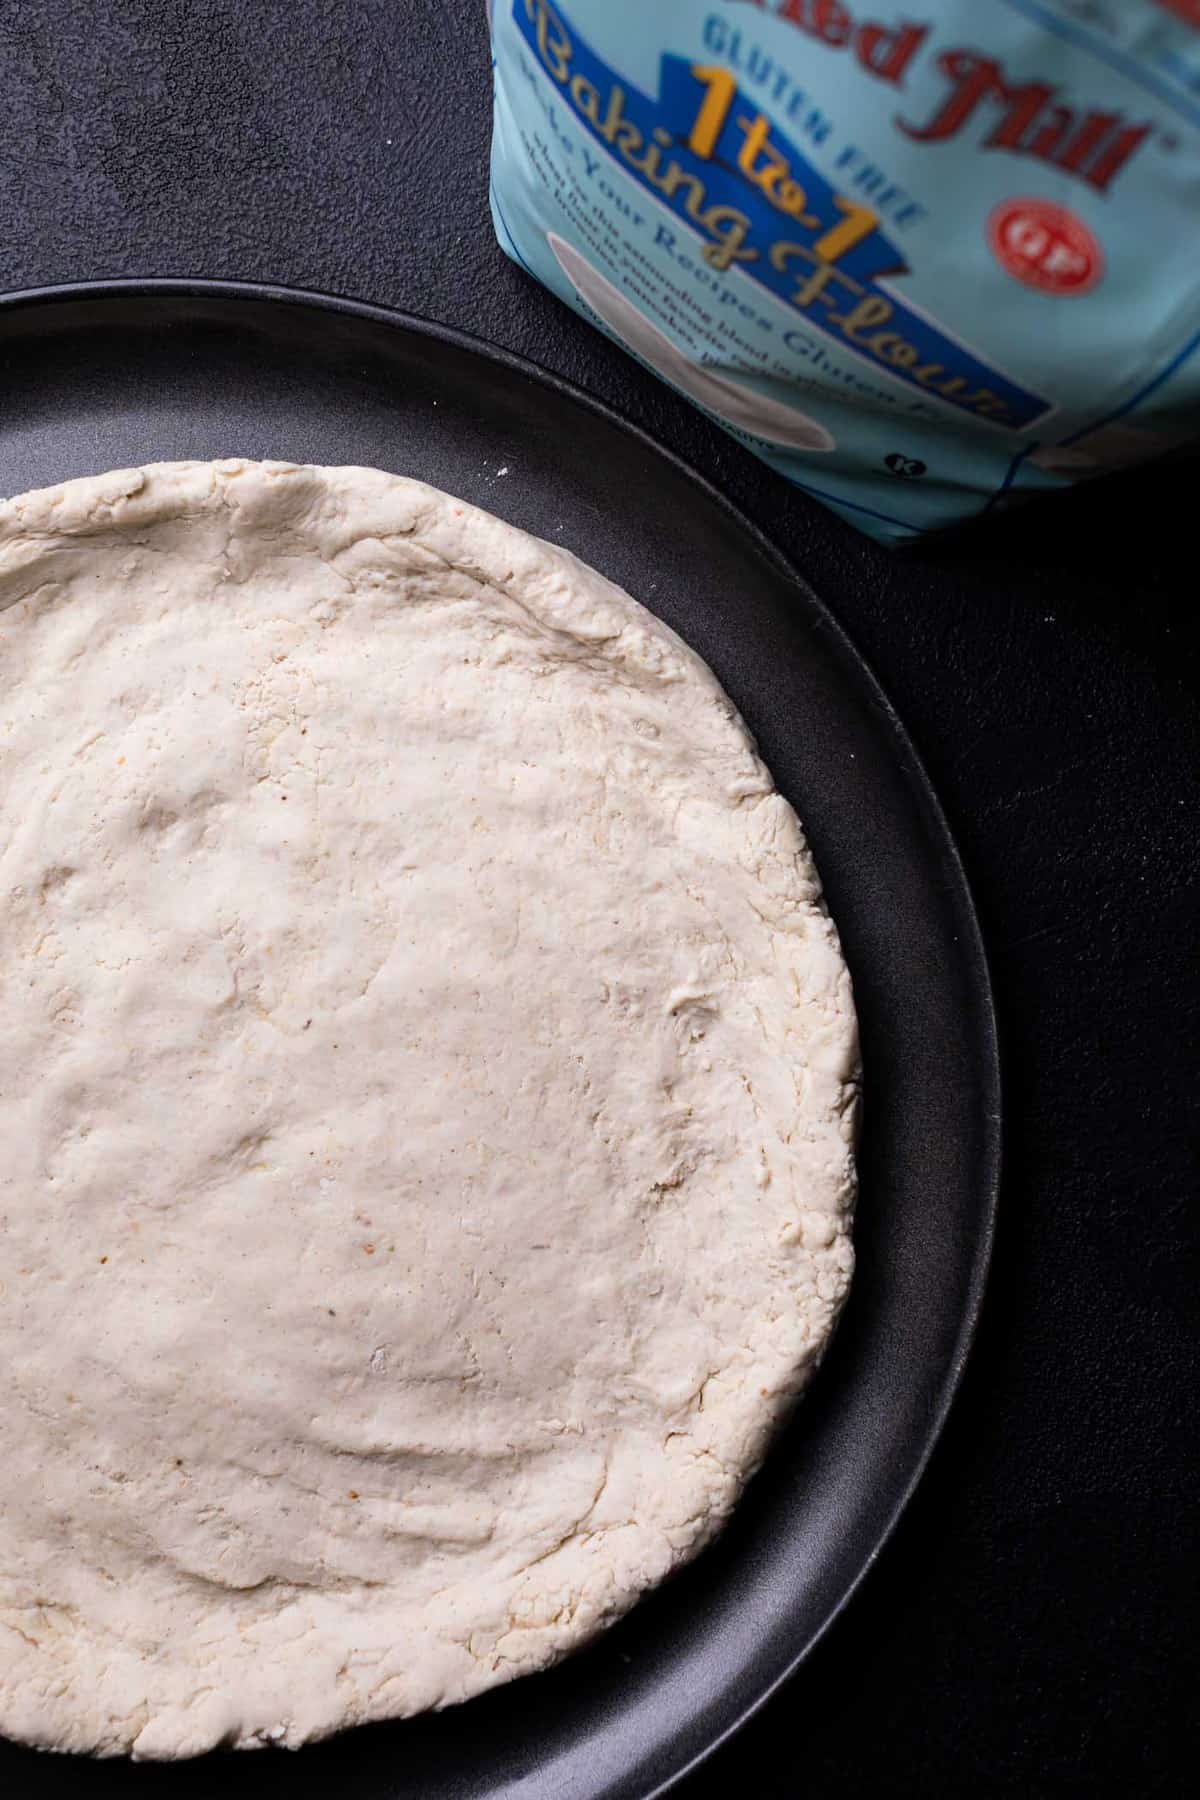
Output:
813,197,879,265
687,64,737,160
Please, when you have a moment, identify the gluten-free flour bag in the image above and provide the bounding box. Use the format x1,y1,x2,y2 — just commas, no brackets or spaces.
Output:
487,0,1200,540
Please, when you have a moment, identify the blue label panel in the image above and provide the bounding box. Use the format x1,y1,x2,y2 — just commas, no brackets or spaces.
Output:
515,0,1051,430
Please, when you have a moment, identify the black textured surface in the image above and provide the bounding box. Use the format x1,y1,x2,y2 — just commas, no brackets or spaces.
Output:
0,4,1196,1797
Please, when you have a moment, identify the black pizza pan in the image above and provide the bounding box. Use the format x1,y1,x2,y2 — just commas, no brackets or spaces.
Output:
0,280,1000,1800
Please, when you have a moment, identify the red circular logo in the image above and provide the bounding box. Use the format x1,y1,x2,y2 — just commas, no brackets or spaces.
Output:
988,199,1103,295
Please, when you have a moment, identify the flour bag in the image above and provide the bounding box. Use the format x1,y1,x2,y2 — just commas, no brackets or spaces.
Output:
487,0,1200,540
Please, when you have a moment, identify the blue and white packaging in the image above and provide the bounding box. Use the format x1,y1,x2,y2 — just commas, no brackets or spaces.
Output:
487,0,1200,541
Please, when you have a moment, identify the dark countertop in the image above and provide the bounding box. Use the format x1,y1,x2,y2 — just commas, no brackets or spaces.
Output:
3,3,1195,1795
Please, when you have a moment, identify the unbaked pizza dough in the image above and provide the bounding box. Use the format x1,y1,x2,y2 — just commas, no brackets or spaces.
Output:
0,461,857,1758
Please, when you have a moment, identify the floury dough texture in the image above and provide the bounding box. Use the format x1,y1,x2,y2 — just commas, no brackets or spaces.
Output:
0,462,857,1757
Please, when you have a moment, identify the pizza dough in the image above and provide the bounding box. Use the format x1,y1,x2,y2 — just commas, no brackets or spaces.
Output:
0,461,857,1758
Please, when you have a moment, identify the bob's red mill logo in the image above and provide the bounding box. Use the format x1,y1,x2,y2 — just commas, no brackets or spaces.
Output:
733,0,1155,191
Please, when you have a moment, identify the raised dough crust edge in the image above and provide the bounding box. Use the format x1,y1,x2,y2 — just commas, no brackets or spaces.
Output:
0,462,858,1757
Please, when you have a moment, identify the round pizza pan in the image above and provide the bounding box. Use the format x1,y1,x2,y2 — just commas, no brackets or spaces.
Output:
0,280,1000,1800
